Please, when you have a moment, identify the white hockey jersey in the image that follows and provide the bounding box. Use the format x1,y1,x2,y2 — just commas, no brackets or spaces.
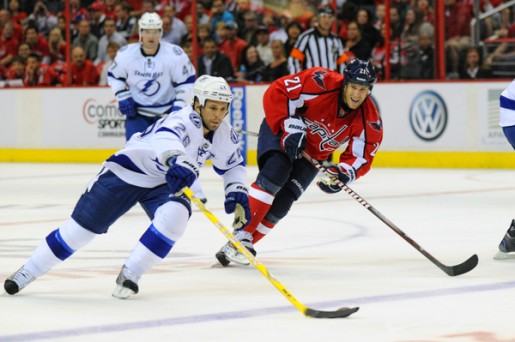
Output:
500,79,515,128
104,106,246,189
108,42,196,117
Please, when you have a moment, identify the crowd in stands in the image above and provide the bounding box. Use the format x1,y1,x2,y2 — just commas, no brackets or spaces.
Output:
0,0,513,88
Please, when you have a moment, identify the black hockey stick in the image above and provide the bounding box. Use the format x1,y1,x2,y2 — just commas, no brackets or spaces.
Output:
302,152,478,277
182,187,359,319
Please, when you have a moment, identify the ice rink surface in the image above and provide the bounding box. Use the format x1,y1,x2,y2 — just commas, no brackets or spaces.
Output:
1,162,514,342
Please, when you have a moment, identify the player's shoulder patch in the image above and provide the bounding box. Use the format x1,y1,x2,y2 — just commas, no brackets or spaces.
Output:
230,128,239,144
172,46,184,56
189,112,202,128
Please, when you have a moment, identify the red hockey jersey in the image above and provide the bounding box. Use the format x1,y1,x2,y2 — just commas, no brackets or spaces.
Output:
263,67,383,181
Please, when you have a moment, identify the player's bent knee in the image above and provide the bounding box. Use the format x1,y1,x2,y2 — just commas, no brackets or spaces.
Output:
153,200,190,241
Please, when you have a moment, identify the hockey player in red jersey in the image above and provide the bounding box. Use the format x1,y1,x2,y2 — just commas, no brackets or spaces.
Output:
216,58,383,266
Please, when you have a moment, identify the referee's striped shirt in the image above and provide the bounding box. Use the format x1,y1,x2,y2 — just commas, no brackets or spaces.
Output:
288,27,348,74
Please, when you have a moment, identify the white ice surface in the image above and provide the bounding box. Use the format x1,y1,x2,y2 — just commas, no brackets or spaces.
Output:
0,163,514,341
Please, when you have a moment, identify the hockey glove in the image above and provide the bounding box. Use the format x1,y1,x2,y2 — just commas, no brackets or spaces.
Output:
317,163,351,194
280,117,307,161
224,183,251,229
116,89,137,118
166,155,199,195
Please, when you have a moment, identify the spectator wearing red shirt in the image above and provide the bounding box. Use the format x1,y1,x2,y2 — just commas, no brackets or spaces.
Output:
48,27,67,65
23,52,58,86
4,55,24,80
24,26,50,65
70,0,89,26
67,46,99,86
220,21,248,73
8,0,27,25
0,8,23,42
0,21,19,68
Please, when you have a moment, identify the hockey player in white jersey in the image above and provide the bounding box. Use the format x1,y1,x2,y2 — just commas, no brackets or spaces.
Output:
494,79,515,259
3,75,251,298
108,12,207,202
108,12,196,140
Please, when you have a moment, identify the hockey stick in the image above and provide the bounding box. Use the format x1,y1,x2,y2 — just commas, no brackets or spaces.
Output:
182,187,359,319
302,152,479,277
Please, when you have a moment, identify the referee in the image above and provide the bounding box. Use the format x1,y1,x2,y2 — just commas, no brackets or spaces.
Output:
288,6,349,75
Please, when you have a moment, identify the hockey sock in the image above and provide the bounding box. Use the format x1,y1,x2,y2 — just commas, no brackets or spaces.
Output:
252,219,276,244
26,219,96,277
244,183,275,234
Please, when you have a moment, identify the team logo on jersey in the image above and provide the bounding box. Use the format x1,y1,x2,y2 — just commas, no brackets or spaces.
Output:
136,79,161,97
304,118,349,150
230,128,239,144
409,90,447,141
312,70,327,90
189,112,202,128
173,46,183,55
367,120,382,132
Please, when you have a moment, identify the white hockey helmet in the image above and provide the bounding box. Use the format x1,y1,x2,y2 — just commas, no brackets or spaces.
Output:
138,12,163,40
193,75,233,107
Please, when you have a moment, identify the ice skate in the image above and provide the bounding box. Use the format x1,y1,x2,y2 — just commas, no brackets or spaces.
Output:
494,220,515,260
216,230,256,266
112,265,140,299
4,266,37,295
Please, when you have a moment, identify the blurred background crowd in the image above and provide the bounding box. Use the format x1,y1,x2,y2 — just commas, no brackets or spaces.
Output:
0,0,513,87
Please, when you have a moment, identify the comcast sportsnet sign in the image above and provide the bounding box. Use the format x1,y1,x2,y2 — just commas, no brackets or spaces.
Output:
83,98,125,138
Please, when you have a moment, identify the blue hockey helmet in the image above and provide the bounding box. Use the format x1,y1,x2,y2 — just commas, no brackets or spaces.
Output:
343,59,377,91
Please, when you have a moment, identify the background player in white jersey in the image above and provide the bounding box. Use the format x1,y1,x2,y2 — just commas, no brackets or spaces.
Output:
494,79,515,259
3,76,251,299
108,12,196,140
108,12,207,202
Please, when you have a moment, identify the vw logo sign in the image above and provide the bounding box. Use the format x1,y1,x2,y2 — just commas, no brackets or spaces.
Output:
409,90,447,141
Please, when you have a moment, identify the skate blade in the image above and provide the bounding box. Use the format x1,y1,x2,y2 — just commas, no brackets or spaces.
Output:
112,285,136,299
493,251,515,260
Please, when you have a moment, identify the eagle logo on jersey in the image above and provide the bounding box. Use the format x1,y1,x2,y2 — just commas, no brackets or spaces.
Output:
312,70,327,90
190,113,202,128
367,120,382,132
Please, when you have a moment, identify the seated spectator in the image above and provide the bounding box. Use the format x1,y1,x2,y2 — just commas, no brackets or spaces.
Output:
24,25,50,65
180,37,194,63
9,0,27,25
445,0,473,78
196,2,211,26
0,8,23,42
70,0,89,25
73,19,98,61
401,31,435,80
89,1,107,39
26,1,58,37
344,21,372,61
16,42,31,62
48,27,67,65
356,8,380,50
459,46,492,79
238,45,265,83
66,46,99,86
262,39,289,82
220,21,248,73
57,15,78,42
98,42,120,86
96,18,126,65
161,9,188,45
284,21,303,57
115,2,137,41
414,0,434,25
197,38,235,81
104,0,117,19
210,0,235,42
23,52,59,86
240,11,258,45
197,23,212,54
4,55,24,81
255,25,273,66
0,21,19,68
